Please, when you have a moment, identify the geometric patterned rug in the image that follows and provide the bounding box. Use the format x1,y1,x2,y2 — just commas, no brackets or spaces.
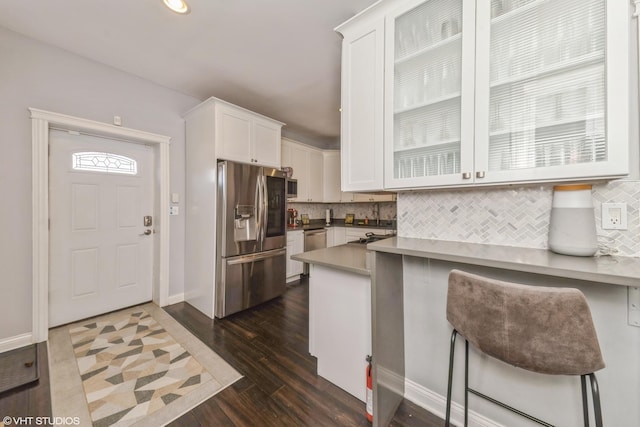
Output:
48,303,242,427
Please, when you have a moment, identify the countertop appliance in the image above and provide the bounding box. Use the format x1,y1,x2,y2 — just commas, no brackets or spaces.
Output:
303,228,327,275
286,178,298,199
216,160,287,318
287,208,298,227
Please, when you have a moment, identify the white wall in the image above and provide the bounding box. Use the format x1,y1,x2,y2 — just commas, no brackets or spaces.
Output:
0,26,200,341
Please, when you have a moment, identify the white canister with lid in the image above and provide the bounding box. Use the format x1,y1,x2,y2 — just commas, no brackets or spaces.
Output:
548,184,598,256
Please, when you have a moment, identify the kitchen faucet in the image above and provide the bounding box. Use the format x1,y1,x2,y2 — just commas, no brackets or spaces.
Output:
372,202,380,226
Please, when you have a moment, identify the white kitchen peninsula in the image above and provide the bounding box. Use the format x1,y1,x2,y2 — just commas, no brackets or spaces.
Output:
368,236,640,427
292,245,372,402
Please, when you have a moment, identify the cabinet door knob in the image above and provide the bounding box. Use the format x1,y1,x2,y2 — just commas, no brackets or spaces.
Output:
476,171,486,179
462,172,472,179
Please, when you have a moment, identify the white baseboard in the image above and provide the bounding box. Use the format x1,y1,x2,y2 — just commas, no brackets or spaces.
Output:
0,333,33,353
166,293,185,306
404,378,504,427
286,275,301,283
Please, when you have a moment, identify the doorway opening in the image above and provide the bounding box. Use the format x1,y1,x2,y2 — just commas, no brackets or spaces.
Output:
30,108,171,342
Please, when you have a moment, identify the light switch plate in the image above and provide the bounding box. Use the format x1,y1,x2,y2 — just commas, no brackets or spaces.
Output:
601,202,627,230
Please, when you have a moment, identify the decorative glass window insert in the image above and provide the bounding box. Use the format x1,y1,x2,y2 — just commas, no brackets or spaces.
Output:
72,152,137,175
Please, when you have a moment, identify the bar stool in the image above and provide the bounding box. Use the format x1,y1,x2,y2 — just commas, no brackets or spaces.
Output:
445,269,605,427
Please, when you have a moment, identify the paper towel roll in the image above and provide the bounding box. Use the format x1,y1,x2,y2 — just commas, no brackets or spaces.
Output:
325,209,331,225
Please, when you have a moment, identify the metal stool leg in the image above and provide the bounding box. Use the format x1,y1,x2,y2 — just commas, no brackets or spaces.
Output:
464,340,469,427
581,375,590,427
589,373,603,427
445,330,458,427
580,373,604,427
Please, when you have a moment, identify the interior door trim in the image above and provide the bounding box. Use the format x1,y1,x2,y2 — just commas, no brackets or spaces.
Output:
29,107,171,343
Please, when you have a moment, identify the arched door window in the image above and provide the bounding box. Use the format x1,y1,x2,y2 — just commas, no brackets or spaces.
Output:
72,152,137,175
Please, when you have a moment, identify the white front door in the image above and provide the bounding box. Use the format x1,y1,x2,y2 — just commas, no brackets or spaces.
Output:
49,129,155,327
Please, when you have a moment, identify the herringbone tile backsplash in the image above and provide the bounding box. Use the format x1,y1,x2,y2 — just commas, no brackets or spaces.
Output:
398,180,640,257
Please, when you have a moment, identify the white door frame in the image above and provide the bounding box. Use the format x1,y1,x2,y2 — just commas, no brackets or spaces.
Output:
30,108,171,343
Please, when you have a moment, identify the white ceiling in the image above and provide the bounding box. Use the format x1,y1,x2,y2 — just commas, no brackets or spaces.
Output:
0,0,378,149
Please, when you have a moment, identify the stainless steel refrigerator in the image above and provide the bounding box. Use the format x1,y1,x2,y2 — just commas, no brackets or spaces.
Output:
215,160,287,318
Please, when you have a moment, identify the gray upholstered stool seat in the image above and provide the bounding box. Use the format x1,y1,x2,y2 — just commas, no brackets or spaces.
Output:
445,269,605,427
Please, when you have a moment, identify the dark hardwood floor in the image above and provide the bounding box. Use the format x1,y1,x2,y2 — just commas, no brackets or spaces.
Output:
0,342,52,425
0,280,442,426
165,280,444,427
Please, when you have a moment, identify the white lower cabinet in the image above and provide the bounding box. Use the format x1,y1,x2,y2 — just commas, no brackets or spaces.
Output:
309,264,371,402
286,230,304,282
333,227,347,246
326,227,335,248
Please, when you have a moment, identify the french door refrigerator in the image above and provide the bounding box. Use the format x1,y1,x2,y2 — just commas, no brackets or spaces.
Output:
215,160,287,318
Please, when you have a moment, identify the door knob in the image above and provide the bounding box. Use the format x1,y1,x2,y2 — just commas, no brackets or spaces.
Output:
140,229,152,236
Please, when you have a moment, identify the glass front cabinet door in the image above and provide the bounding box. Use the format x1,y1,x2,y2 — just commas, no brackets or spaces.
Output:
384,0,628,189
385,0,476,188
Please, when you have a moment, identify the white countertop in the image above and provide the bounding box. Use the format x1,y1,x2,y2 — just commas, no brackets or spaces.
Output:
367,237,640,287
291,244,370,276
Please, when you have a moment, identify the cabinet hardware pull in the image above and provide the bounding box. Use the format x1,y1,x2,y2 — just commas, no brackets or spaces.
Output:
462,172,471,179
476,171,486,179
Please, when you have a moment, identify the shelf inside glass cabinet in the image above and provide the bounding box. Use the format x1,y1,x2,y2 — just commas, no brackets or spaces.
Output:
489,0,604,86
488,119,605,171
394,96,461,151
394,142,461,179
395,33,461,66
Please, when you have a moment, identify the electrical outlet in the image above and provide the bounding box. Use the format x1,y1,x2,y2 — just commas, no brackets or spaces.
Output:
601,202,627,230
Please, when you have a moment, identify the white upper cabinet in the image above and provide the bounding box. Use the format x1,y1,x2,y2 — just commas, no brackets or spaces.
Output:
338,0,629,190
323,151,342,203
282,138,324,202
384,0,474,188
308,150,324,202
251,116,283,168
473,0,628,185
184,97,284,169
336,9,387,192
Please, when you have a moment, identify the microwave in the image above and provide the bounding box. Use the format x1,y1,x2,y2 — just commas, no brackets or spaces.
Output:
286,178,298,199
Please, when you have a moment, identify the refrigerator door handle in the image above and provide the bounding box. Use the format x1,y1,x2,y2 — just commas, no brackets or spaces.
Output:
260,175,268,244
254,174,262,246
225,248,287,265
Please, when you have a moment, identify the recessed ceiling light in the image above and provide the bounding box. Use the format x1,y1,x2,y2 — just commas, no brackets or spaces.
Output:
163,0,190,14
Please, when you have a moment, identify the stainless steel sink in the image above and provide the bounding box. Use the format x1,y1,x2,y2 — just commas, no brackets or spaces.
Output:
347,233,393,245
